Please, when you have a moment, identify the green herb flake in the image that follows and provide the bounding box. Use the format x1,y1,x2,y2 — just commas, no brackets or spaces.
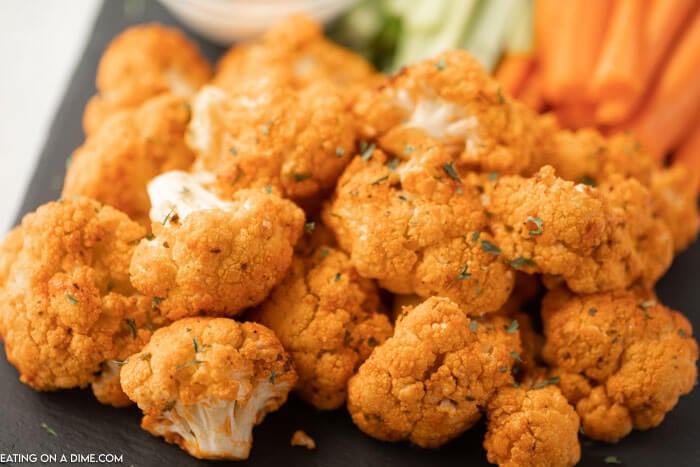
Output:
497,88,505,104
336,147,344,157
511,382,520,388
488,171,499,181
386,158,400,172
499,366,508,373
509,257,536,268
471,231,481,242
530,376,560,390
260,125,270,135
319,248,330,259
505,320,519,334
604,456,622,465
178,186,190,196
231,171,244,186
578,175,597,187
264,185,273,194
441,161,462,183
404,146,416,154
151,296,164,309
176,359,204,371
678,328,688,337
481,240,501,255
435,58,446,70
228,147,238,156
292,172,311,182
361,143,376,161
367,337,379,347
192,337,202,353
398,195,408,201
304,222,316,234
638,300,656,310
269,370,277,384
526,216,543,236
334,273,341,282
510,351,523,363
457,264,472,280
65,293,78,305
469,322,478,333
126,319,137,339
643,311,654,320
162,207,175,225
41,422,57,437
371,175,389,186
588,307,597,316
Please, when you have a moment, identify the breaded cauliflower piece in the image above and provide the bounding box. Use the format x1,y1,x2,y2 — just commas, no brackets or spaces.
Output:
83,24,211,134
484,385,581,467
323,143,514,315
0,226,24,338
120,317,297,460
347,297,522,448
250,246,393,410
650,164,699,253
187,82,355,204
0,197,156,392
488,166,673,293
129,171,304,320
353,50,541,174
64,94,194,225
213,15,381,95
541,288,698,442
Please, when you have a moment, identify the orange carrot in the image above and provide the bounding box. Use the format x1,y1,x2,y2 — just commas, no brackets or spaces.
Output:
519,65,545,112
630,12,700,159
554,101,598,129
607,0,698,123
495,53,536,97
538,0,611,104
674,120,700,195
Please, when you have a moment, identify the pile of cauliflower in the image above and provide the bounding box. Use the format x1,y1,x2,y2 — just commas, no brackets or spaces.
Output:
0,16,697,466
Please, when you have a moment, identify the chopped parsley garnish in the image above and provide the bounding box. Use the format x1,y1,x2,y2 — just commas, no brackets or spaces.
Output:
264,185,273,194
260,125,270,135
192,337,203,353
176,359,204,370
678,328,688,337
457,264,472,280
526,216,543,236
151,296,164,309
509,257,536,268
179,186,191,196
231,171,244,186
65,293,78,305
336,147,344,157
474,283,480,296
304,222,316,234
578,175,597,187
361,142,376,161
334,273,341,282
162,207,175,225
510,351,523,363
603,456,622,465
146,233,155,240
497,87,505,104
638,300,656,310
530,376,560,390
228,147,238,156
319,248,330,259
441,161,462,183
499,366,508,373
481,240,501,255
292,172,311,182
386,157,400,172
471,231,481,242
269,370,277,384
404,146,416,154
125,319,137,339
435,58,446,70
488,171,499,181
398,195,408,201
469,322,478,333
643,311,654,320
41,422,57,437
371,175,389,185
367,337,379,347
505,320,519,333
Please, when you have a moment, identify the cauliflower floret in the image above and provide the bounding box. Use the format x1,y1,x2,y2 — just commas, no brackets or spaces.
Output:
0,198,156,392
120,317,297,460
0,226,24,338
323,143,514,316
213,15,381,96
484,385,581,467
64,94,194,225
186,82,356,205
347,296,522,448
129,171,305,320
541,288,698,442
353,50,542,174
83,24,211,134
488,166,673,293
650,164,699,253
250,246,393,410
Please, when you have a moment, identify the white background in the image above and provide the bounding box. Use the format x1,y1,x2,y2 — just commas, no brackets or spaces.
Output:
0,0,101,234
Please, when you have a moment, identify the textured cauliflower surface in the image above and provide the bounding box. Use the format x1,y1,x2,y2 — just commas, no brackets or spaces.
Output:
187,82,356,204
353,49,542,174
129,171,305,319
120,317,296,460
64,94,195,225
250,246,392,410
83,24,211,134
541,288,698,442
650,164,699,253
347,297,521,447
484,385,581,467
1,198,156,393
488,166,673,293
324,143,514,315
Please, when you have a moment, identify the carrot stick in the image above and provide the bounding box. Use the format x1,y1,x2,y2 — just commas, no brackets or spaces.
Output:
495,52,536,97
518,65,545,112
629,12,700,159
538,0,611,104
554,101,597,129
674,121,700,195
606,0,698,123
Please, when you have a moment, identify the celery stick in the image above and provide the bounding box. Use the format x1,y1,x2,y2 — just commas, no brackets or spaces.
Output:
460,0,520,71
504,0,534,53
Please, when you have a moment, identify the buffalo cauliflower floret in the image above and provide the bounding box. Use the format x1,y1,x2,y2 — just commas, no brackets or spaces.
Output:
0,226,24,338
347,296,522,448
484,385,581,467
0,198,156,392
541,288,698,442
120,317,297,460
323,143,514,315
186,82,355,204
353,49,541,174
64,94,194,225
487,166,673,293
213,15,381,95
129,171,304,320
650,164,699,253
250,246,392,410
83,24,211,134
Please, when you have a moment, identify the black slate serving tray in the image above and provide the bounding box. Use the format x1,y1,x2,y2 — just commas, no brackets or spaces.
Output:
2,1,699,465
